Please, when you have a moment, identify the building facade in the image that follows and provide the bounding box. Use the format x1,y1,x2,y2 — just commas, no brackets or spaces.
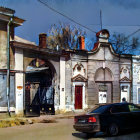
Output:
132,56,140,104
0,7,138,116
0,7,24,113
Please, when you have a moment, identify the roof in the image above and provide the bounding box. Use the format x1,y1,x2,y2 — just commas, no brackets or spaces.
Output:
0,7,25,26
96,102,133,106
13,36,37,46
11,36,61,56
96,29,110,38
0,6,15,16
92,42,99,51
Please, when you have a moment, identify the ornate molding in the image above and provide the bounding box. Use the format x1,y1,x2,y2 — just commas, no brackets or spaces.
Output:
71,74,87,82
120,76,131,83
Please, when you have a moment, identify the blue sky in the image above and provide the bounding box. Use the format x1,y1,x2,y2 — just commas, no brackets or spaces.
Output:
1,0,140,52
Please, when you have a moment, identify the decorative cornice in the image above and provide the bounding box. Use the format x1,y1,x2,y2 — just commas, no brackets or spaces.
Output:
71,74,87,82
120,76,131,82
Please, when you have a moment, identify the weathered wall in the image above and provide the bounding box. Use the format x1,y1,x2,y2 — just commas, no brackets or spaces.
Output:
65,52,88,110
15,48,24,115
0,21,15,70
65,58,72,107
132,57,140,104
87,46,121,108
0,22,7,69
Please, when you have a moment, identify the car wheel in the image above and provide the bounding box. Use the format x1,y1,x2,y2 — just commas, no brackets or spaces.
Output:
108,123,119,136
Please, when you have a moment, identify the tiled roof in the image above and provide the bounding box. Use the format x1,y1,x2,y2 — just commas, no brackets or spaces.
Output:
92,42,99,51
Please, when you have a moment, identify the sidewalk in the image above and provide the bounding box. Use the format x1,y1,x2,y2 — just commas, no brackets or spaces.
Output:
0,111,85,128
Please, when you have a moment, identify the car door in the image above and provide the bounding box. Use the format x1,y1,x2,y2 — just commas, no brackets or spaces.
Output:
110,104,132,129
128,104,140,128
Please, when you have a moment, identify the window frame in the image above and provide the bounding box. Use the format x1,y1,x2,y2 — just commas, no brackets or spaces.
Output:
128,104,140,112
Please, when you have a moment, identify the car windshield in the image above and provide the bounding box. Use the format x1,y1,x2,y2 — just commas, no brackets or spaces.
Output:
89,105,109,114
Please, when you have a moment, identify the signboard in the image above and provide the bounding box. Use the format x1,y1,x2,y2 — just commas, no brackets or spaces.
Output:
17,86,23,90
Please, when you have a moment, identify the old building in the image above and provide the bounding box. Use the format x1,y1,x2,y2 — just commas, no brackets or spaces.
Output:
64,30,132,111
0,7,24,112
132,56,140,104
0,7,134,116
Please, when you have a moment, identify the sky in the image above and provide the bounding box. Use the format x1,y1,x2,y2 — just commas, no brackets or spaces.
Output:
1,0,140,52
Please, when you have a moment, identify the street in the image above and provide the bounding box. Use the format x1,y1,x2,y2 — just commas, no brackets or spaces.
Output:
0,118,140,140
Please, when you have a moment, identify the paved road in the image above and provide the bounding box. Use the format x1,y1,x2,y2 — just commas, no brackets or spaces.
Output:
0,118,140,140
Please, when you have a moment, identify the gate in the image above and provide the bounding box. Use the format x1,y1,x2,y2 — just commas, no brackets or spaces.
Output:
25,68,55,116
25,82,55,116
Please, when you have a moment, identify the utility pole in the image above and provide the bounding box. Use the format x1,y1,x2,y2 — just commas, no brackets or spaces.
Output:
7,17,13,117
100,10,102,30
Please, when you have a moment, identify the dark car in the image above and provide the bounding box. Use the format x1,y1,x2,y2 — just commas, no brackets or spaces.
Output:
73,103,140,136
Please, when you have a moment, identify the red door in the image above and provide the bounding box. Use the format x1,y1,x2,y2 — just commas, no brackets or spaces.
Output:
75,86,83,109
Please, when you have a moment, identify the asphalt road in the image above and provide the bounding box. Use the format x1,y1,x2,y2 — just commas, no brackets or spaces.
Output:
0,118,140,140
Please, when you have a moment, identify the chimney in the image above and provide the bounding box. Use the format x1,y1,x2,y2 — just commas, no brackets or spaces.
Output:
96,29,110,43
39,33,47,48
79,36,85,50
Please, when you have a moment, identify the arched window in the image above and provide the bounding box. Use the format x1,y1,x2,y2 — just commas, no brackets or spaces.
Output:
94,68,113,82
73,63,85,77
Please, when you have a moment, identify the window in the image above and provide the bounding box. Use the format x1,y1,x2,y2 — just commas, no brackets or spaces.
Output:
111,105,129,113
90,105,110,114
123,69,127,73
128,104,140,112
121,86,128,92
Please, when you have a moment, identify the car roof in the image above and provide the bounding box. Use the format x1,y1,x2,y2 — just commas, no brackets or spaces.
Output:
96,102,133,107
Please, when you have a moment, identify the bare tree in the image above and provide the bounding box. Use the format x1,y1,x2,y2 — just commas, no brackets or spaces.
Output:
111,33,139,54
47,23,86,50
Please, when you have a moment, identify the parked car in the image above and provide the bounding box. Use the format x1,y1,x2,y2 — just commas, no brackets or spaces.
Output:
73,103,140,136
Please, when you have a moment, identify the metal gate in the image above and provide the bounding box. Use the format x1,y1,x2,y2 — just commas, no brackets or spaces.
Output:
25,70,55,116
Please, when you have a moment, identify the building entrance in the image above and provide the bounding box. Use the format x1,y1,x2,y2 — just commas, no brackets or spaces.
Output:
25,59,56,116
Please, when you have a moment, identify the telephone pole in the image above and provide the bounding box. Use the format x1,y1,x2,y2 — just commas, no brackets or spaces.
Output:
100,10,102,30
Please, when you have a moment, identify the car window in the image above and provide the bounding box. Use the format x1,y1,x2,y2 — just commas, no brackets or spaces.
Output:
128,104,140,112
111,105,129,113
90,105,110,114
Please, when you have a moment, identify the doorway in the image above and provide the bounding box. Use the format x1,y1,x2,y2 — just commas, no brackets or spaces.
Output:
25,69,55,115
75,86,83,109
97,83,112,103
120,84,130,102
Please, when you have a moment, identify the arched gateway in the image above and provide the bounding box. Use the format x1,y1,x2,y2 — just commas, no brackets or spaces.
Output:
95,67,114,104
25,59,56,115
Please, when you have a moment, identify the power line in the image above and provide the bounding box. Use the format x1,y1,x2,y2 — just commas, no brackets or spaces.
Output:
38,0,140,41
126,28,140,39
88,24,140,27
37,0,97,33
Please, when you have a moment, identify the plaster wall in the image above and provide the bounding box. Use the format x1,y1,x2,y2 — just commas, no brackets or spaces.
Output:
15,48,24,115
59,57,66,110
0,28,7,69
132,57,140,104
